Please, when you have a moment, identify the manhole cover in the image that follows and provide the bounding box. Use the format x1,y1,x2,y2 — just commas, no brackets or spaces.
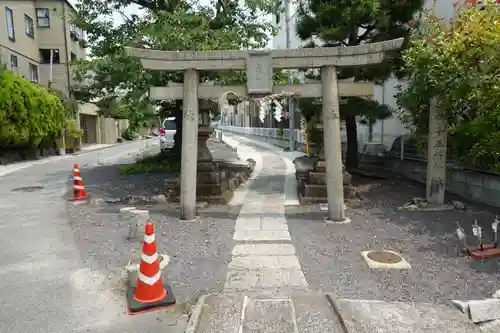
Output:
11,186,44,193
366,251,403,264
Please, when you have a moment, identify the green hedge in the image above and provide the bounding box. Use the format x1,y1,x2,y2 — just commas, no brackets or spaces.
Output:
0,68,66,146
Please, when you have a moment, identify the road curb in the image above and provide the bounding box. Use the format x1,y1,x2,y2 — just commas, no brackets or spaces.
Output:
184,295,207,333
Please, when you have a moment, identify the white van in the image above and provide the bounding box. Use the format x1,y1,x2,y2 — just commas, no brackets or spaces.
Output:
159,117,176,151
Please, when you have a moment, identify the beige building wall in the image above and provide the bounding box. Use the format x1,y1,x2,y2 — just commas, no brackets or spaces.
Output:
0,1,39,81
0,0,87,94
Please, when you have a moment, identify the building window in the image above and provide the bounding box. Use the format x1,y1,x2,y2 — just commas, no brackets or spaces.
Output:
40,49,60,64
25,15,35,38
36,8,50,27
30,64,39,83
70,52,77,61
6,7,15,41
10,54,18,69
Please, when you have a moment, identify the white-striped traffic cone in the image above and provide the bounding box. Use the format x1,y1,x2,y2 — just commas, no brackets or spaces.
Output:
126,220,175,314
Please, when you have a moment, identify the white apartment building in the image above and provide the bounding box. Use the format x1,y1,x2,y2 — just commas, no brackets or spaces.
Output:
272,0,463,148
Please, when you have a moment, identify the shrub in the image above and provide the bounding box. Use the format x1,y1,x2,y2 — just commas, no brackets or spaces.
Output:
0,69,66,146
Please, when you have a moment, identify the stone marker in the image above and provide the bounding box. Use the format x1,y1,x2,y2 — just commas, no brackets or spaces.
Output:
468,298,500,323
493,289,500,299
129,209,149,240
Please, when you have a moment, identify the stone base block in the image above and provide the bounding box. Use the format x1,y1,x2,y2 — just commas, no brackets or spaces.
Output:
198,171,223,184
308,171,352,186
313,160,346,173
197,162,216,172
301,184,358,199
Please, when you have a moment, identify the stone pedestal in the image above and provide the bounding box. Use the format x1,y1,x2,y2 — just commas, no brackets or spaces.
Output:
294,156,357,205
169,125,255,204
197,125,214,162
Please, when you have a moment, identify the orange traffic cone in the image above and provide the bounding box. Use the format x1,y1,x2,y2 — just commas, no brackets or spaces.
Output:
71,164,89,201
126,220,176,314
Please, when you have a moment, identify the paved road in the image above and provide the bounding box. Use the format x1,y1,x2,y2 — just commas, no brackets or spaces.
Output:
0,139,187,333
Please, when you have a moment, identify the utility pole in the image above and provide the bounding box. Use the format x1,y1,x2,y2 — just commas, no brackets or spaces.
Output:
284,0,296,151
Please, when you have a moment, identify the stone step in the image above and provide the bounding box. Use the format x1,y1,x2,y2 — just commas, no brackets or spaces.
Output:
185,292,481,333
185,292,345,333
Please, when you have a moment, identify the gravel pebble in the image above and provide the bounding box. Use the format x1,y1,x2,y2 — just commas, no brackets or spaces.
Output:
286,178,500,303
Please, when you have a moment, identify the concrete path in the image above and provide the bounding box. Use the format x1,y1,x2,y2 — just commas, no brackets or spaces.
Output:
0,138,187,333
223,134,308,293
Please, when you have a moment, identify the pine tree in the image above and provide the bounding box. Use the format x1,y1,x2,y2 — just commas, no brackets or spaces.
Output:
295,0,424,168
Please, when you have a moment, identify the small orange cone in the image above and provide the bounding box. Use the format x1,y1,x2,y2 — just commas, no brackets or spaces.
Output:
71,164,89,201
126,220,176,314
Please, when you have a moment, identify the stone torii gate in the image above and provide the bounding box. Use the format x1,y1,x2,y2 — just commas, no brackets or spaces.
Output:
125,39,403,221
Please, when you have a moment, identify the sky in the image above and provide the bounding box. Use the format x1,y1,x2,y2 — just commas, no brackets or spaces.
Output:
68,0,273,48
69,0,212,27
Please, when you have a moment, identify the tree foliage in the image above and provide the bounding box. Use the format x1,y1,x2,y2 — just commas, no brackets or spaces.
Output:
0,68,66,146
295,0,423,168
71,0,276,151
398,3,500,170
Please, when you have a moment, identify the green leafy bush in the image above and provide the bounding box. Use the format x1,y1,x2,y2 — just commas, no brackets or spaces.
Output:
122,127,138,141
0,69,66,146
119,151,181,174
398,4,500,169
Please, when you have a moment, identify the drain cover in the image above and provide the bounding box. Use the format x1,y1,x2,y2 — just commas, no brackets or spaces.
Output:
366,251,403,264
11,186,44,193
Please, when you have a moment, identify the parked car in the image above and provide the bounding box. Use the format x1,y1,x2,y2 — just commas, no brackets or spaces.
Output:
159,117,176,151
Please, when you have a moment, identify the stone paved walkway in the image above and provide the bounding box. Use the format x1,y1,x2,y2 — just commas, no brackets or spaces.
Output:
224,139,308,293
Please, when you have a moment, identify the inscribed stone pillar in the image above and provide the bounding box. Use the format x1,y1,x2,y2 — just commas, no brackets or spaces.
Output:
321,66,346,222
426,97,447,205
180,69,199,221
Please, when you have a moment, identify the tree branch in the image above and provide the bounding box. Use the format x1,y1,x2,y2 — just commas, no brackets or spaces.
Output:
357,25,374,43
117,10,133,23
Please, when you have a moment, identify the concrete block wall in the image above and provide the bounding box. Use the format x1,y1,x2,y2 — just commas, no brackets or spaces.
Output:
386,159,500,208
116,119,130,137
100,117,119,144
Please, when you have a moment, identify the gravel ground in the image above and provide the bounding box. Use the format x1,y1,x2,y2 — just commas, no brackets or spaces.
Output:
68,202,239,306
67,139,241,308
286,176,500,304
80,139,239,200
